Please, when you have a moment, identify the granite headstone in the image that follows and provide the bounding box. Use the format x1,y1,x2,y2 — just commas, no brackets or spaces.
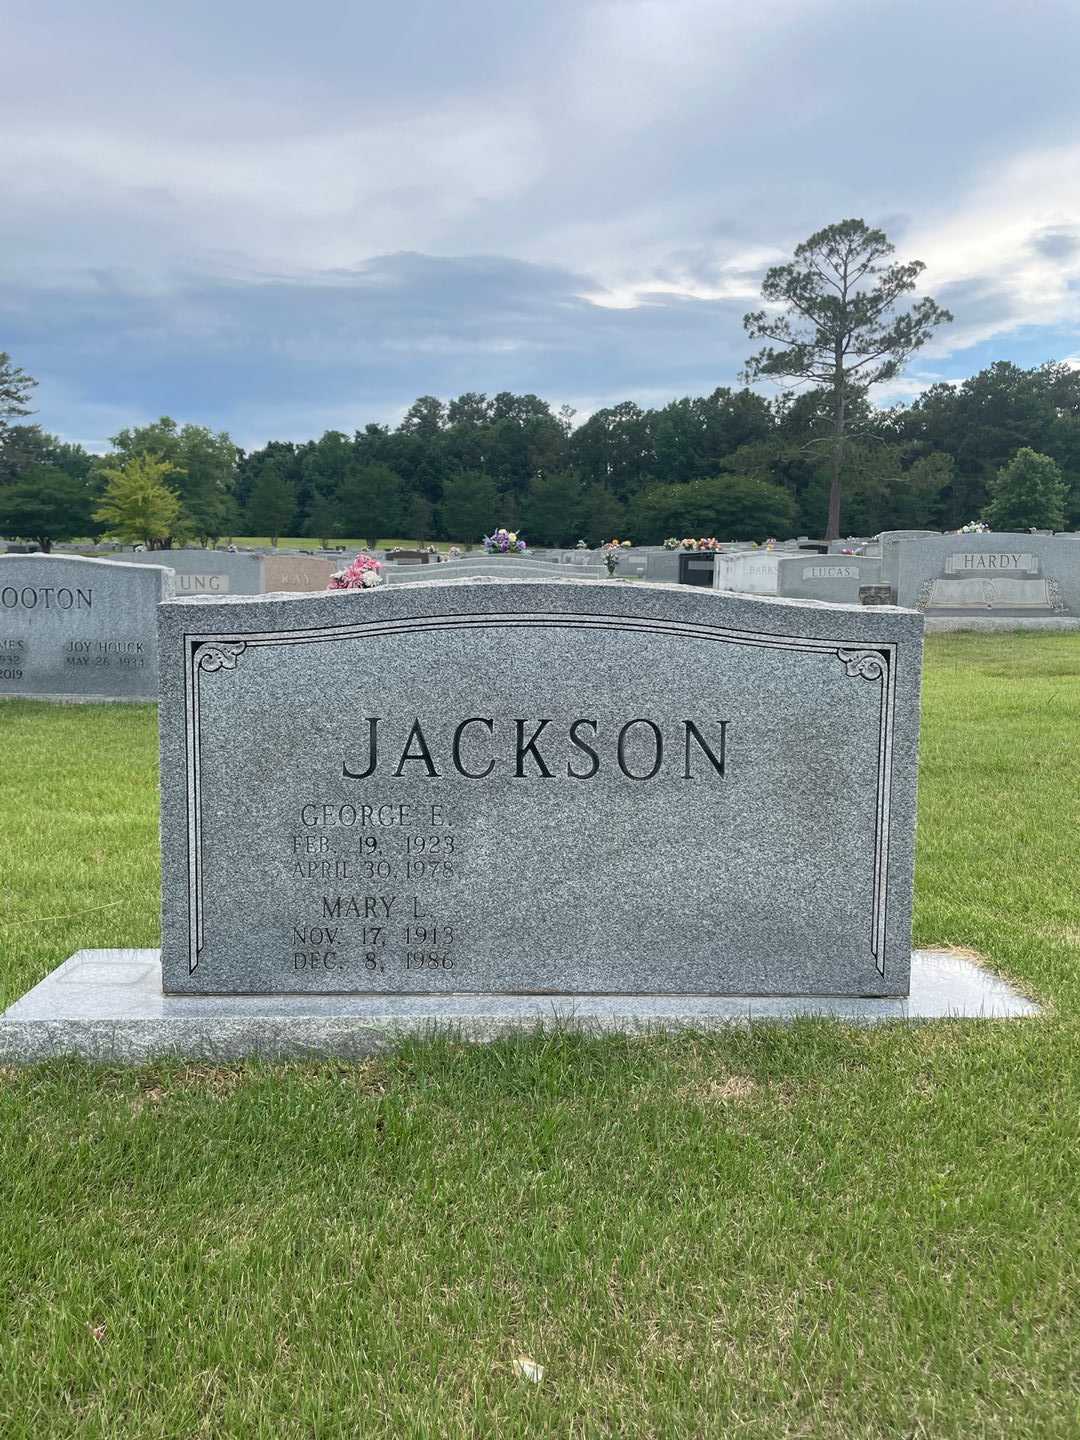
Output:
893,532,1080,617
713,551,783,594
106,548,263,595
158,579,923,998
776,554,883,604
0,553,171,700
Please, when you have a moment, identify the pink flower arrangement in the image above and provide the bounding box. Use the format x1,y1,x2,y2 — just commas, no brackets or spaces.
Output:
682,537,722,551
327,553,383,590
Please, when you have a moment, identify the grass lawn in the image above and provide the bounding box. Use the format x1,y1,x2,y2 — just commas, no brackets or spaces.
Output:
0,633,1077,1438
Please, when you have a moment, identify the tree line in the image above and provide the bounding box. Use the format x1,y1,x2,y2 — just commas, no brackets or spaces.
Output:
2,359,1078,552
1,219,1077,551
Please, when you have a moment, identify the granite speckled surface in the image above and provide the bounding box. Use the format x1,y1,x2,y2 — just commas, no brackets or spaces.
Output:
157,579,924,998
0,949,1038,1062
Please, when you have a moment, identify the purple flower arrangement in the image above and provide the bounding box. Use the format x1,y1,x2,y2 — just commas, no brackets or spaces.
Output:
482,528,526,554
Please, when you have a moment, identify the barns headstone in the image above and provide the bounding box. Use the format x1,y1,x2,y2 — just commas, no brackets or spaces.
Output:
0,553,171,700
156,579,923,998
713,550,783,594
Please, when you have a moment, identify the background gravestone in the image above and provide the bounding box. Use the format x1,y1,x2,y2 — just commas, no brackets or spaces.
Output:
158,579,923,999
892,532,1080,617
384,557,606,584
104,547,263,595
101,548,344,595
262,553,342,592
776,554,883,604
0,553,171,700
713,551,783,594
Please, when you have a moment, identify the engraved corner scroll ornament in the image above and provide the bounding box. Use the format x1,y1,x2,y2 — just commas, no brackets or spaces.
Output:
837,648,887,681
194,640,246,672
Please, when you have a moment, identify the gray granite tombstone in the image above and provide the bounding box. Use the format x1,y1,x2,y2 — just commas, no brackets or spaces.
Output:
157,579,923,999
892,532,1080,617
878,531,941,594
0,553,172,700
644,550,682,583
107,547,264,595
776,554,883,604
384,558,605,584
713,551,783,594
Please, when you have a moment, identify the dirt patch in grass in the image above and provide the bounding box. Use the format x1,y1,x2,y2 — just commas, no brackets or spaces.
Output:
1037,923,1080,948
678,1074,758,1105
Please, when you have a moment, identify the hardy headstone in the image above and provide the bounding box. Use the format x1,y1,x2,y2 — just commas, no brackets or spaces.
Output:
893,532,1080,617
0,553,171,700
158,579,923,998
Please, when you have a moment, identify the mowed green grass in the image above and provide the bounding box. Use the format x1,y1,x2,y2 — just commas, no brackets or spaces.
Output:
0,633,1077,1439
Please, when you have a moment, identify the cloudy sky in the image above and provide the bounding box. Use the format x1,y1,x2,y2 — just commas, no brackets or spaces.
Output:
4,0,1080,451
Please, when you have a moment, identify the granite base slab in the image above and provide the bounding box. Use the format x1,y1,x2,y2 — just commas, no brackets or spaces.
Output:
923,617,1080,632
0,950,1038,1063
0,693,156,705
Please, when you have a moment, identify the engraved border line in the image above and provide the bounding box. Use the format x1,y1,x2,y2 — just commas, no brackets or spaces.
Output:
182,613,895,979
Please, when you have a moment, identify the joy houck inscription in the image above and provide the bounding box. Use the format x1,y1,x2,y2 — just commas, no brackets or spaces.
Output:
157,582,924,998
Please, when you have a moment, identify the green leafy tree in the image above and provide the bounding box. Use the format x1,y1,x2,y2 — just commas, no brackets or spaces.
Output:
631,475,797,544
298,431,353,534
176,425,240,543
304,490,342,549
399,396,447,438
235,441,303,518
571,401,656,497
94,455,183,548
108,417,238,543
891,451,954,529
438,470,500,545
744,218,951,538
0,352,37,443
575,484,626,547
983,448,1067,531
403,493,434,542
246,461,297,547
0,466,96,551
338,463,403,548
653,388,772,484
0,425,95,488
522,471,581,545
898,361,1080,526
